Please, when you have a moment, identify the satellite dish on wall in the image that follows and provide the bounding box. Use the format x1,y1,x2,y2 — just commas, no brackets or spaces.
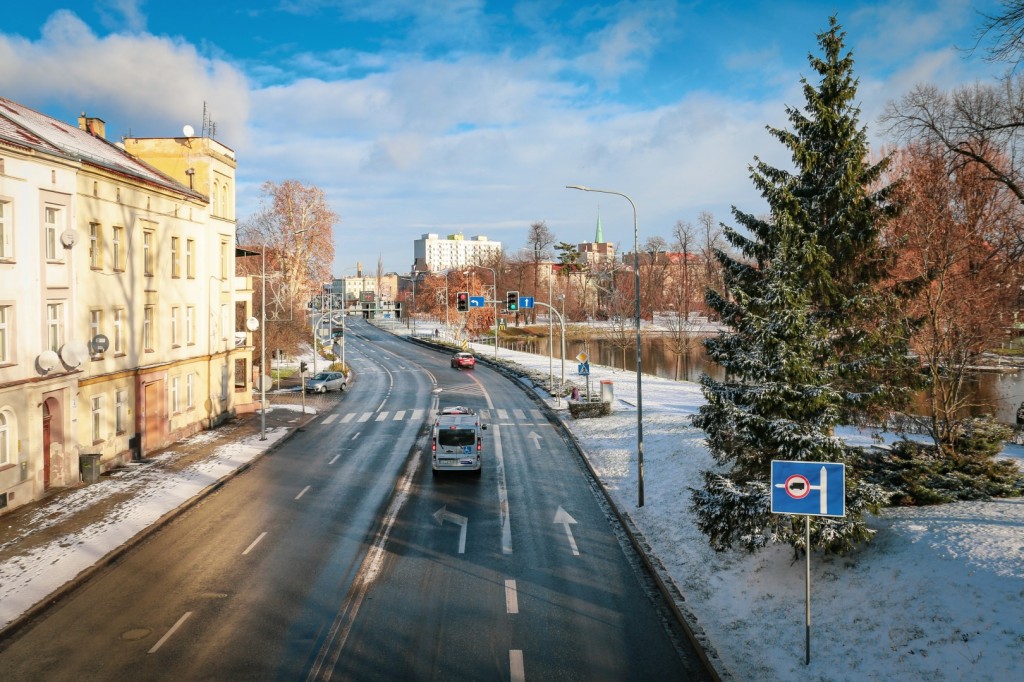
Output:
60,230,77,248
38,350,60,373
245,316,260,332
183,124,195,137
60,340,89,368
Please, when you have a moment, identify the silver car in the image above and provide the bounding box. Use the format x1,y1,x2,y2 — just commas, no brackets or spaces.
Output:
305,371,347,393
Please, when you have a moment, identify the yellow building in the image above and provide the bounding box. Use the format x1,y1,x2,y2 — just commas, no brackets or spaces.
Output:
0,98,254,514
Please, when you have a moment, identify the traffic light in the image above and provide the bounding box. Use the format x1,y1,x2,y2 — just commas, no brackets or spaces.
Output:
506,291,519,312
456,291,469,312
300,361,308,374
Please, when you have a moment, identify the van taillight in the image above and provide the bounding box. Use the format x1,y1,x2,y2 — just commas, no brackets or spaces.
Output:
477,437,482,452
432,437,436,452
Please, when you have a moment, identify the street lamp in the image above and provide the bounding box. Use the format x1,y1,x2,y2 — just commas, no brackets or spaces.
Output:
566,184,645,507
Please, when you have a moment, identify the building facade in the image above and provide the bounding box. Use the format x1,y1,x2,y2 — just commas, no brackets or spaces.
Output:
413,232,502,273
0,98,254,514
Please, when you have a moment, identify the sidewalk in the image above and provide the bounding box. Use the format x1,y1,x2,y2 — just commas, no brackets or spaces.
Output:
0,399,320,635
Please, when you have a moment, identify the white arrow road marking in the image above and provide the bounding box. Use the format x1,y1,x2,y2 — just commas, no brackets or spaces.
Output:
553,506,579,556
527,431,542,449
433,506,468,554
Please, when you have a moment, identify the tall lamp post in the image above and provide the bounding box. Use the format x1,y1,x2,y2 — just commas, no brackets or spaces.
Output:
470,264,499,360
566,184,645,507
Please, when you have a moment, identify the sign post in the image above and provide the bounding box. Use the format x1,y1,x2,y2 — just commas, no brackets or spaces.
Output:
770,460,846,666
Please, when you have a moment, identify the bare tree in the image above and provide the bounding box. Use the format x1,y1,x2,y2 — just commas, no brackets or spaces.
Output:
525,221,555,324
975,0,1024,67
697,211,725,310
238,180,338,369
887,142,1020,455
883,80,1024,257
664,220,701,380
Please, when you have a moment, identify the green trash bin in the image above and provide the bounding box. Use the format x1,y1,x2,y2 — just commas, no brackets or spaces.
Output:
80,453,102,484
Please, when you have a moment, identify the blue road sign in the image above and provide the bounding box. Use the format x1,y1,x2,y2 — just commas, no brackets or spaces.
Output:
469,296,486,308
577,361,590,376
770,460,846,517
519,296,535,309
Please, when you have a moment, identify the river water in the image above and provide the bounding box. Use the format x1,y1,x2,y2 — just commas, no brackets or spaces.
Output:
501,334,1024,425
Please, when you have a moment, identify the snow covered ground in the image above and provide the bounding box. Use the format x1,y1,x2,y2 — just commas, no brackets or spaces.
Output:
472,340,1024,681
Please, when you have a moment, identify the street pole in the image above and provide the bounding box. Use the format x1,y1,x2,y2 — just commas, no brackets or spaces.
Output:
566,185,645,507
260,245,267,441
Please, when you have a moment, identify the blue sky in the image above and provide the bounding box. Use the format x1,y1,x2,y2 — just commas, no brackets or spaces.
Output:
0,0,1008,276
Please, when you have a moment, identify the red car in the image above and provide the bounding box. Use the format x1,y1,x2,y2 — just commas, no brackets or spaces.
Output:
451,352,476,369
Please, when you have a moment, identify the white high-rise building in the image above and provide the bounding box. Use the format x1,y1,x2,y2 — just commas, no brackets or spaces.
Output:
413,232,501,273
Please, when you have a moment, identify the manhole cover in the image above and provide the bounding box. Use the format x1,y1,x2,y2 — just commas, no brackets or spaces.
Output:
121,628,151,641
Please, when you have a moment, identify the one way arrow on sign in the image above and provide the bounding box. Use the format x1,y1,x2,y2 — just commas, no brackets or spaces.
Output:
553,506,579,556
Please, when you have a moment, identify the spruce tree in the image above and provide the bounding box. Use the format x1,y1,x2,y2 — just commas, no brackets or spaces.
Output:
691,17,914,555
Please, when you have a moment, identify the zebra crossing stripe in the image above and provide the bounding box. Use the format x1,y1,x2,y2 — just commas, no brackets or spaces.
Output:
341,413,355,423
497,409,509,419
358,412,372,422
375,412,388,421
393,410,405,420
513,409,527,419
322,414,338,424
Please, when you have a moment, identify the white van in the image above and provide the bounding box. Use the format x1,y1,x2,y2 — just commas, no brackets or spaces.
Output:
432,407,487,475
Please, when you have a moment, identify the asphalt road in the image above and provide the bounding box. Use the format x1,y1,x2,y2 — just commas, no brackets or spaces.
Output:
0,317,710,680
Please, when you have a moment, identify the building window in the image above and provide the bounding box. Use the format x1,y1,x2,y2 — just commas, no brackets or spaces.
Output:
112,226,125,271
0,305,8,364
44,206,60,260
185,305,196,345
186,239,195,278
170,376,181,415
46,302,64,352
171,306,180,347
220,240,229,280
212,184,219,217
91,395,105,444
115,390,127,434
221,304,230,343
89,222,101,269
143,305,154,352
222,183,230,218
143,230,154,276
89,309,102,358
186,373,195,410
171,236,180,278
0,199,11,260
0,411,8,466
113,307,124,355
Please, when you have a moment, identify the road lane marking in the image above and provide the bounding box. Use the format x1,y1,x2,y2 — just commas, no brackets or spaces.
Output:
148,611,192,654
433,506,468,553
328,454,340,465
531,409,544,419
505,580,519,614
393,410,405,420
295,485,311,500
322,414,338,424
341,413,355,423
497,409,509,419
351,432,361,440
411,408,425,421
554,506,580,556
494,424,512,555
510,650,525,682
357,412,372,422
513,408,527,419
242,531,268,555
375,411,388,421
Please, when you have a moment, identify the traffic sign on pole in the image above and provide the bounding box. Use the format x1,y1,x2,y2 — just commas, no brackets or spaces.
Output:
469,296,486,308
519,296,535,309
770,460,846,517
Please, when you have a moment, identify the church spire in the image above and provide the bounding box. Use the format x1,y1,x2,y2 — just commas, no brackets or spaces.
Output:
595,208,604,243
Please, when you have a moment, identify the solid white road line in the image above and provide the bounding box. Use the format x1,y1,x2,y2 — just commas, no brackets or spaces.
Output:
295,485,311,500
148,611,192,654
328,454,340,465
505,579,519,614
242,532,267,556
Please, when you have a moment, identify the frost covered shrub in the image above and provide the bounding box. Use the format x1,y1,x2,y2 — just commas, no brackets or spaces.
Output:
863,420,1024,505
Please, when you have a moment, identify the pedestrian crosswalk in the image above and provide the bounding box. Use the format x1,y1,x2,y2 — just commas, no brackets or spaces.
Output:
319,408,547,426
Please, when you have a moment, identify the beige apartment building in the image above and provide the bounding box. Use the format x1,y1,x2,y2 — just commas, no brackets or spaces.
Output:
0,98,254,514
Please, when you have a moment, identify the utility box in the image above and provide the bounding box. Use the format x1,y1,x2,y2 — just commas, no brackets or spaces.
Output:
80,453,102,484
600,379,614,408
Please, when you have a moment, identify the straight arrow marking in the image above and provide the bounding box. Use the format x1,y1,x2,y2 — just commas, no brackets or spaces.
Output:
553,506,579,556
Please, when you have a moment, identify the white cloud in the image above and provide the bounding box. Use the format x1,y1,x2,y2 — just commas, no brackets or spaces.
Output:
0,10,250,142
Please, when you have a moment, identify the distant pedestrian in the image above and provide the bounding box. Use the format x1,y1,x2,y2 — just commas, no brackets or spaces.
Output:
1017,402,1024,426
571,386,580,401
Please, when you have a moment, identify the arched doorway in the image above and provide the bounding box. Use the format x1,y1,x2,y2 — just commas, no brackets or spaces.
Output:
42,400,52,490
